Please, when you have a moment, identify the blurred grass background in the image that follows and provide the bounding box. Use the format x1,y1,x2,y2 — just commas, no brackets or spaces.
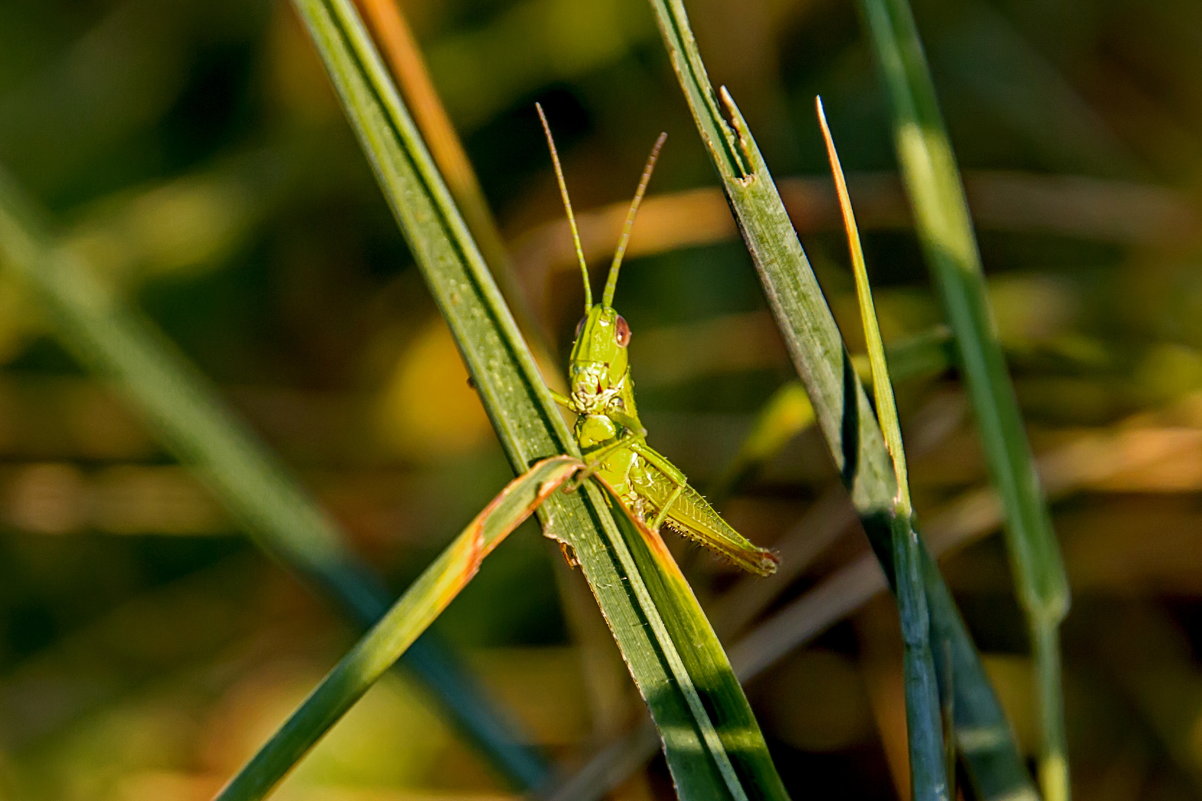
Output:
2,0,1201,799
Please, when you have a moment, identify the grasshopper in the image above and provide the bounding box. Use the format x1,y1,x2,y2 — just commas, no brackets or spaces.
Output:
536,106,778,577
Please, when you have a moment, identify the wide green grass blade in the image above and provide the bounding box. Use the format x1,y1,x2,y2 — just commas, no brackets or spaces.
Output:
819,97,947,801
216,456,582,801
858,1,1070,798
288,0,788,797
646,1,1037,798
356,0,557,357
0,168,548,790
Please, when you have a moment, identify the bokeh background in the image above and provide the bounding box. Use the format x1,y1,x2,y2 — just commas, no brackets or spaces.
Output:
2,0,1201,799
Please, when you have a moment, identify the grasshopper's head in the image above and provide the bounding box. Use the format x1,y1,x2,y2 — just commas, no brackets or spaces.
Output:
535,104,664,413
568,305,631,413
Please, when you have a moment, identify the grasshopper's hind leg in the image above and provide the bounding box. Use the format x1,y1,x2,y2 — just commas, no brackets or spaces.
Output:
630,442,687,530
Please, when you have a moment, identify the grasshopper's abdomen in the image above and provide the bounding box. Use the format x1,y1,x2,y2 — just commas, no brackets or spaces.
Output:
636,465,779,577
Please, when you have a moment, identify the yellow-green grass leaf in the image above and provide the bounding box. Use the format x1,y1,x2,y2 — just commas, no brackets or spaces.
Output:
819,97,947,801
215,456,583,801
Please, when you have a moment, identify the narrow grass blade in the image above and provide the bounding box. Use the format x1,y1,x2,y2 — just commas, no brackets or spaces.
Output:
289,0,788,797
819,97,947,801
858,1,1070,798
645,1,1037,798
817,98,910,509
216,456,582,801
0,169,548,790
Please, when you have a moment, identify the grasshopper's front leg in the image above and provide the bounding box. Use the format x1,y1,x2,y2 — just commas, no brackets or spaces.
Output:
549,388,648,492
567,426,645,492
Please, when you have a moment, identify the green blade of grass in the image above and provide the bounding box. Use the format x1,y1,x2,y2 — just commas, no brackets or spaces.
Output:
858,1,1070,799
287,0,789,797
816,99,911,513
216,456,582,801
356,0,509,275
0,168,548,790
355,0,557,354
646,1,1037,798
819,96,947,801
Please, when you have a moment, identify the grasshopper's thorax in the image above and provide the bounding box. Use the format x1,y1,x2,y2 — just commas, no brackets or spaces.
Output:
567,305,638,419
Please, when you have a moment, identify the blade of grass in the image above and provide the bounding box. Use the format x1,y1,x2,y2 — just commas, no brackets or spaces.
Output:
559,384,1161,799
353,0,552,350
817,100,909,509
818,96,947,801
355,0,504,270
857,1,1070,799
216,456,582,801
0,168,548,790
645,1,1037,798
287,0,789,797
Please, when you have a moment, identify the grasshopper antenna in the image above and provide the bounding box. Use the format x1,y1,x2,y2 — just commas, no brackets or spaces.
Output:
602,132,667,308
536,103,592,309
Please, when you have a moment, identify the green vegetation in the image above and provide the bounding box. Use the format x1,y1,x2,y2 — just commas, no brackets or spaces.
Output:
1,1,1198,799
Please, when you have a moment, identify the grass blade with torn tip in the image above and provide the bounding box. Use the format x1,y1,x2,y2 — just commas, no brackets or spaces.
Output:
645,1,1037,798
819,96,947,801
858,1,1070,798
288,0,788,797
0,167,548,790
215,456,582,801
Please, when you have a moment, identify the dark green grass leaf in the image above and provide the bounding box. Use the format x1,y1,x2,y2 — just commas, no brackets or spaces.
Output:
645,1,1038,798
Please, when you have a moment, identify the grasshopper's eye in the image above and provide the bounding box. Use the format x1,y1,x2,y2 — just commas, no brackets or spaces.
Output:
574,317,586,339
615,315,631,347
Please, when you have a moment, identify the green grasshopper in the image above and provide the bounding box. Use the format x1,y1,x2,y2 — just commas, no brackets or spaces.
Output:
536,106,778,577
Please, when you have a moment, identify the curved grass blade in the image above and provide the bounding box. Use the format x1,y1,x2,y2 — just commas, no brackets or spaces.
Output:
857,1,1070,798
287,0,789,797
0,168,547,790
818,97,947,801
645,1,1037,798
215,456,582,801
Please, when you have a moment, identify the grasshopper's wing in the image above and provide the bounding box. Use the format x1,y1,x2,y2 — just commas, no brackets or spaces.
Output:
638,458,779,577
